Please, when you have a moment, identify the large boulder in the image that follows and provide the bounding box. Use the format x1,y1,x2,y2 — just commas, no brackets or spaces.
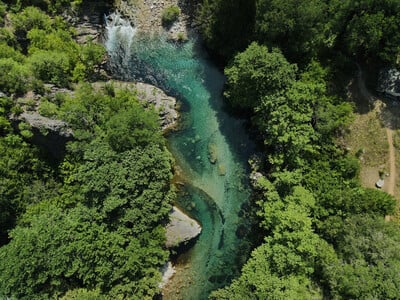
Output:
165,206,201,248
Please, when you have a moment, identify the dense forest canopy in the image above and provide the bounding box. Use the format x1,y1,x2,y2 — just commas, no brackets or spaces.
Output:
0,1,174,298
1,0,400,299
198,0,400,66
198,0,400,299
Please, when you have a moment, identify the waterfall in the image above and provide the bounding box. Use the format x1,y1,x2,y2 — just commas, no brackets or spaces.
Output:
104,12,137,77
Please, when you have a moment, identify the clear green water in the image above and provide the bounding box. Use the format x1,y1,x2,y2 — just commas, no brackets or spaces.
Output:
107,33,255,299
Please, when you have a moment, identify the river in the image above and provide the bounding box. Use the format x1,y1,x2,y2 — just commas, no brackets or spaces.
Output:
105,15,255,299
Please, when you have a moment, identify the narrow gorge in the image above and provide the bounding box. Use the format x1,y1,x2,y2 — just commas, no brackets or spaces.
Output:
104,12,255,299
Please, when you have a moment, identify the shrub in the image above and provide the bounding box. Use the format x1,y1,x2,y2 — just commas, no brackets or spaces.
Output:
0,58,31,95
28,50,71,87
38,100,58,118
161,5,180,26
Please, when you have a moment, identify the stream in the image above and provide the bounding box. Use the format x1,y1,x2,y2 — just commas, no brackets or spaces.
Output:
105,14,255,299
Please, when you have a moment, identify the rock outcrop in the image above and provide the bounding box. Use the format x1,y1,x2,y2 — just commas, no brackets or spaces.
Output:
18,112,73,138
165,206,201,248
115,0,198,41
92,81,178,131
135,82,178,131
63,1,112,44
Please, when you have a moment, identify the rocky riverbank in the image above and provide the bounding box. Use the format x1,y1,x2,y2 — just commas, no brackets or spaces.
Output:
92,81,179,131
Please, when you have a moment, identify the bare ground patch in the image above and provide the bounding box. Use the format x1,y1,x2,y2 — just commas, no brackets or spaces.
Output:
344,69,399,200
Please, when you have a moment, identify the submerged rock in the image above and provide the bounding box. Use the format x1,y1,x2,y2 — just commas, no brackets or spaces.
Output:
218,164,226,176
165,206,201,248
208,143,218,164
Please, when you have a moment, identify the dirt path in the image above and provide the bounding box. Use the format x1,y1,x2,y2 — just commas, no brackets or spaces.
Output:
356,64,396,196
386,128,396,195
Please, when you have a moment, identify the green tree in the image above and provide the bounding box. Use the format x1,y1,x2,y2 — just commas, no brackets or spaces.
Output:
10,6,52,48
324,215,400,299
255,0,329,63
72,142,174,233
0,204,168,299
105,106,162,152
197,0,256,59
0,58,31,94
224,42,297,111
28,50,71,86
329,0,400,63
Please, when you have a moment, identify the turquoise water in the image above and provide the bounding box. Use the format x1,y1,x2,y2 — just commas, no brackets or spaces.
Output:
106,29,255,299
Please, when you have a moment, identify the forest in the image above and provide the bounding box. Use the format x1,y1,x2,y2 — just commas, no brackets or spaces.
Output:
198,0,400,299
0,1,174,298
0,0,400,299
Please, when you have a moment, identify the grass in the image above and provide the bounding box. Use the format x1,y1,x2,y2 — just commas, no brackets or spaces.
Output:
344,106,389,183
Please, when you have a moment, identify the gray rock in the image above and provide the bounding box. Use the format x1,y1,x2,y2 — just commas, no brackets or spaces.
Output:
18,112,73,138
135,82,178,131
165,206,201,248
94,81,178,131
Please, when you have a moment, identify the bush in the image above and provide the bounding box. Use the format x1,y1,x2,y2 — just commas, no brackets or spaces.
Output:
38,100,58,118
28,50,71,87
0,58,31,95
161,5,180,26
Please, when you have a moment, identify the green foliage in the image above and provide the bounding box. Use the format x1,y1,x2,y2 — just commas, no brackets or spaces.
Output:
0,82,174,297
7,0,78,14
329,0,400,63
324,215,400,299
217,33,396,298
0,42,25,62
10,6,52,46
212,182,336,299
197,0,256,59
255,0,328,63
0,204,168,299
73,142,174,233
4,8,105,88
105,103,162,152
161,5,180,26
198,0,400,64
38,100,58,117
224,42,296,110
0,3,171,297
0,58,31,95
61,288,107,300
0,132,47,244
18,121,33,138
0,1,6,24
28,50,71,87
